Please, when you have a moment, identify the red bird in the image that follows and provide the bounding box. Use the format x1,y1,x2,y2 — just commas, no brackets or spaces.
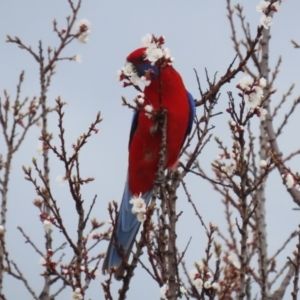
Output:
102,47,195,278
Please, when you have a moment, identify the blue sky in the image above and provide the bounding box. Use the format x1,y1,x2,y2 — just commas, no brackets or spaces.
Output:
1,1,300,299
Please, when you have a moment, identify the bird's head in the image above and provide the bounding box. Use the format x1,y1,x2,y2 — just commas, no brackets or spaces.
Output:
126,47,158,78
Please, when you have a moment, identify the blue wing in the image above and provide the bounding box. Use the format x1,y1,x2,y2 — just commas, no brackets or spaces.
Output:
186,91,196,136
181,91,195,148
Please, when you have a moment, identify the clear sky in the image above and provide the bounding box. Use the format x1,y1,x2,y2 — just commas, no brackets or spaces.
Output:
1,0,300,299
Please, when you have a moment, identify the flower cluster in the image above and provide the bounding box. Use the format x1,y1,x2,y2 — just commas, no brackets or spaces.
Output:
256,0,280,29
225,254,241,270
282,172,295,189
40,212,55,233
229,119,244,133
141,34,174,65
144,104,154,119
189,264,219,292
213,152,232,176
237,75,268,120
71,288,83,300
38,249,57,272
159,282,187,299
134,92,145,105
117,62,141,86
76,19,91,43
61,264,99,280
129,194,147,222
117,34,173,88
36,142,49,155
160,284,168,299
237,76,266,107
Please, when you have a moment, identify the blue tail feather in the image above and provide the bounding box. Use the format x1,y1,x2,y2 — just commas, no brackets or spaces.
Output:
104,178,152,270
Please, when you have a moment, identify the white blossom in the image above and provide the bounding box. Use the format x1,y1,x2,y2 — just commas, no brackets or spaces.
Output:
212,282,219,290
33,99,39,107
260,15,273,29
259,160,267,168
223,164,235,176
258,107,268,120
116,70,122,81
141,34,153,47
190,269,203,289
160,284,168,300
284,173,294,189
140,76,151,86
194,278,203,289
259,77,267,88
137,212,146,222
129,194,146,214
122,62,136,77
18,108,27,116
227,255,240,269
254,86,264,99
163,47,174,61
204,281,211,289
136,93,145,105
36,142,44,155
256,1,269,12
129,194,147,222
239,76,253,91
39,257,46,265
129,73,140,86
142,34,174,64
72,55,82,63
195,260,204,269
137,98,144,105
244,91,262,109
76,19,91,44
56,175,67,186
77,35,89,43
145,45,164,63
230,120,236,126
189,268,199,280
71,288,83,300
118,61,139,85
63,268,70,274
43,220,52,233
180,284,187,294
0,225,4,235
144,104,154,118
76,19,91,33
272,1,280,11
27,99,39,112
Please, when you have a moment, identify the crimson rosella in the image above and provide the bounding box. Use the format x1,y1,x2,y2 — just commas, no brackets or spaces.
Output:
102,46,195,278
